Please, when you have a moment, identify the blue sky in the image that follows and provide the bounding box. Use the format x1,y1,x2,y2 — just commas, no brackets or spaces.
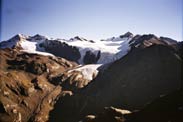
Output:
1,0,182,41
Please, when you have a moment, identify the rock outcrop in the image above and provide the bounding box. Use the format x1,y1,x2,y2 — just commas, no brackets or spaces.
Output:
40,39,81,62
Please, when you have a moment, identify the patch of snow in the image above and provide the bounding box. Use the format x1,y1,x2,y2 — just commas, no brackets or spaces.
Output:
20,40,37,51
69,64,102,81
20,38,45,51
21,50,54,56
113,108,131,114
20,39,54,56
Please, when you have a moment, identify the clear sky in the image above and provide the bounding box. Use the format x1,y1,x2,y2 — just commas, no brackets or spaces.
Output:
1,0,182,41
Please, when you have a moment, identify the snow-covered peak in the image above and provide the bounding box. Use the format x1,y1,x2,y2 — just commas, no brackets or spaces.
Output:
102,32,133,42
28,34,48,42
0,34,28,49
0,34,53,57
16,33,29,39
119,32,133,39
10,33,28,42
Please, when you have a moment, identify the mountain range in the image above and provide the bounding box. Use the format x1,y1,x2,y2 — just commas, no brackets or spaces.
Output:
0,32,182,122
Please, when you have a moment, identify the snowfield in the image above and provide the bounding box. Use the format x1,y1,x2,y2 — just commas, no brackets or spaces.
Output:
0,34,133,81
59,36,132,64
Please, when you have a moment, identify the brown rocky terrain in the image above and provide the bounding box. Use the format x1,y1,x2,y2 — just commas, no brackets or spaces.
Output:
0,48,80,122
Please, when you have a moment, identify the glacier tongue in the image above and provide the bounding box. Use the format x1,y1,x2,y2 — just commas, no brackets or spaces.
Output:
68,64,102,81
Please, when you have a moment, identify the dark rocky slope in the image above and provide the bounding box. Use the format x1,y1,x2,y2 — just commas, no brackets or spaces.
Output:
40,39,81,63
125,90,183,122
49,44,182,122
80,90,183,122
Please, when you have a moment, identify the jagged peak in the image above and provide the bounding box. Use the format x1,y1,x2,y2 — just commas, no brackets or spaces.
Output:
33,34,46,38
69,36,95,43
120,32,133,38
101,32,134,42
10,33,28,41
0,34,28,49
71,36,87,41
29,34,48,41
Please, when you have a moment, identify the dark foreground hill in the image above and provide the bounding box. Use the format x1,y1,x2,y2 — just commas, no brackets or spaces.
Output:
49,44,182,122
